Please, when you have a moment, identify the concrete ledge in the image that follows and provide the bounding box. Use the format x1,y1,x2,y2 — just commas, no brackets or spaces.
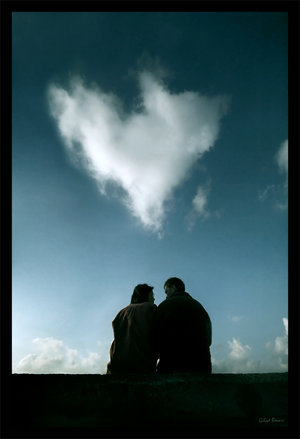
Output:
6,373,288,436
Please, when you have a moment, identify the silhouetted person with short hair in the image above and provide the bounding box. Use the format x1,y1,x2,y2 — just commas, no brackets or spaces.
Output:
107,284,158,374
156,277,212,373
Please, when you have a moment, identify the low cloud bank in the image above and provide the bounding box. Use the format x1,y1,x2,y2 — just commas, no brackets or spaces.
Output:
212,317,288,373
48,71,229,234
13,337,108,374
14,319,288,374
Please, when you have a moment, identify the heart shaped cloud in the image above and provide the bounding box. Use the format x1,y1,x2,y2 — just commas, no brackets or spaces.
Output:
48,71,229,233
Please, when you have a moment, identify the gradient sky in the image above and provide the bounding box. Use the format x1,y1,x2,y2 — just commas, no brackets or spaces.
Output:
12,11,288,374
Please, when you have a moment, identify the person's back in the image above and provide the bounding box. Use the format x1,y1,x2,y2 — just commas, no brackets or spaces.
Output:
156,277,212,373
107,284,157,374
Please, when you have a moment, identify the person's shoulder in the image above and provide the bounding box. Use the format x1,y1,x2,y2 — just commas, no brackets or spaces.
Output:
184,292,196,300
115,304,132,315
112,304,131,322
139,302,157,310
157,299,168,308
157,297,178,312
185,292,202,304
187,295,210,316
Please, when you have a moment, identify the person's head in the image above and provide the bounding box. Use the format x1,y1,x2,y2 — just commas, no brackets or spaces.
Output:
164,277,185,297
131,284,154,304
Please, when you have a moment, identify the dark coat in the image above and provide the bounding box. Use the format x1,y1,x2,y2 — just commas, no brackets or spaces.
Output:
156,292,212,373
107,302,158,374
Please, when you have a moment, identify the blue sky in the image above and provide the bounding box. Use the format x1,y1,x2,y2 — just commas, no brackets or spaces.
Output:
12,12,288,373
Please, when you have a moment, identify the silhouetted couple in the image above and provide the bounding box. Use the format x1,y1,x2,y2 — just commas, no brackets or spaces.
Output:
107,277,212,374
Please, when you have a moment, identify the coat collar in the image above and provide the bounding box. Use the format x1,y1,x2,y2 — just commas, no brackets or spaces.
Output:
167,291,187,299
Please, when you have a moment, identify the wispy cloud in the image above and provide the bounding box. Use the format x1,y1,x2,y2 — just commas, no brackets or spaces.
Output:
227,315,243,322
259,139,288,210
193,185,210,218
48,70,229,234
186,180,220,231
258,184,276,202
276,140,288,181
13,337,108,374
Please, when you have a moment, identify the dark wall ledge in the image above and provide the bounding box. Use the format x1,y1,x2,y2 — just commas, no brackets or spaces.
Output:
5,373,289,437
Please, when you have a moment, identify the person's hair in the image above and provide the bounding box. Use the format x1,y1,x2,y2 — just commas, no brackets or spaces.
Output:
164,277,185,292
130,284,153,304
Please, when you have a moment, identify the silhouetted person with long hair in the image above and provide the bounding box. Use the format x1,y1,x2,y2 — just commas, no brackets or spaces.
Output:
107,284,158,374
156,277,212,373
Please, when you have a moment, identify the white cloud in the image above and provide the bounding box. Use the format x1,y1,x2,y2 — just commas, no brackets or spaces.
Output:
266,317,288,371
276,140,288,178
212,338,256,373
13,337,108,374
228,338,251,361
48,71,229,234
283,317,288,336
